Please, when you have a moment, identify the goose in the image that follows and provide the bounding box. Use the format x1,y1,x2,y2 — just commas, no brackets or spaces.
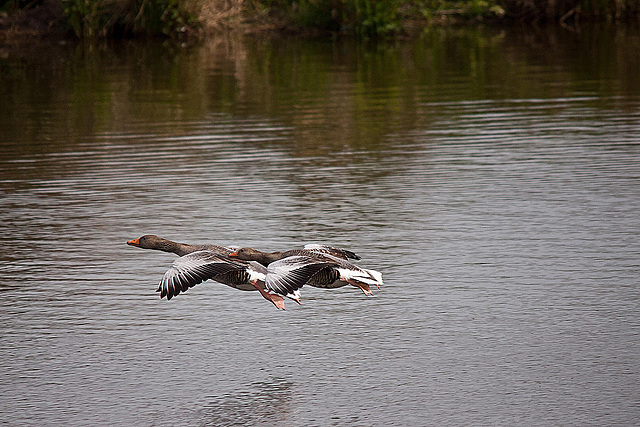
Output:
127,235,285,309
228,246,383,301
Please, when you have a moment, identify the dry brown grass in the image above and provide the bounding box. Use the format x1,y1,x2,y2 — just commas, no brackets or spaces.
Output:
194,0,247,32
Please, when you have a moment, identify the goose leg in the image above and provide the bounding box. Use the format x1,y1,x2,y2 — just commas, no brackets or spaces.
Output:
346,279,373,296
251,281,286,310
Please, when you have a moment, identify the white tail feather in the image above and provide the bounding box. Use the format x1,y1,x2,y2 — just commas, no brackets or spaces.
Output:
364,268,383,285
339,268,383,286
286,290,302,302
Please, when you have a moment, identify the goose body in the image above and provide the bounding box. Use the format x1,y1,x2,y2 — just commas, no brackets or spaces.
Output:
229,246,383,300
127,235,284,309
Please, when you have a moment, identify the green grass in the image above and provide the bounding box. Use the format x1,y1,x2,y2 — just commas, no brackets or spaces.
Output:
60,0,198,38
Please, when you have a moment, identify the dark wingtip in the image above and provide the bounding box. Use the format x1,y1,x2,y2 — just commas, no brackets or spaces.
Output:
346,250,361,260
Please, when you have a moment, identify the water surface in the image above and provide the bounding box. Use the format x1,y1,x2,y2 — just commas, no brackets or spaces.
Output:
1,26,639,425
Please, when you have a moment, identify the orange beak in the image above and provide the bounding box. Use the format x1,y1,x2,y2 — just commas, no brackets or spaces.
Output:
127,238,140,246
228,251,238,257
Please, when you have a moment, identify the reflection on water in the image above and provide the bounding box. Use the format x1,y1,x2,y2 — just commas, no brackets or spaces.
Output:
196,379,293,426
1,25,639,425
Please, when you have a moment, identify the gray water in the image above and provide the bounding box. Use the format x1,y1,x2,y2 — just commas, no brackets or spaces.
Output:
1,26,639,425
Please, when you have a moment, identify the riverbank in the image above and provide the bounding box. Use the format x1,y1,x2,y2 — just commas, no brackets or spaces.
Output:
1,0,639,43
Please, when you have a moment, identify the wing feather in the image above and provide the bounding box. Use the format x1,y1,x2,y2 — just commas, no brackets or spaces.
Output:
265,256,339,296
158,251,244,300
303,244,361,260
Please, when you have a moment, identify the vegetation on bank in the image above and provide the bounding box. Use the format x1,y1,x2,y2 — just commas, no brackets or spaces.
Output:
1,0,639,40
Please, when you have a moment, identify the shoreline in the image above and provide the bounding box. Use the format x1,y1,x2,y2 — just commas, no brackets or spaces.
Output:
1,0,639,45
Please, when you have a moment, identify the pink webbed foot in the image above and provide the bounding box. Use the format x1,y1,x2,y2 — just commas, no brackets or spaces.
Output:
347,280,373,296
251,280,286,310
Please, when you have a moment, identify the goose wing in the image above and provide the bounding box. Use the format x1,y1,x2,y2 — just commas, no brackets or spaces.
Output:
157,250,244,300
303,244,361,260
265,256,339,297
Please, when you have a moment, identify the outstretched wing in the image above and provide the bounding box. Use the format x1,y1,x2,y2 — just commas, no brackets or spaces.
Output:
265,256,338,297
303,244,361,260
157,251,244,300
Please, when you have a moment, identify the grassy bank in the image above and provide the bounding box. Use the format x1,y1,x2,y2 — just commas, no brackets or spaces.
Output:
0,0,199,39
252,1,640,36
1,0,639,40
